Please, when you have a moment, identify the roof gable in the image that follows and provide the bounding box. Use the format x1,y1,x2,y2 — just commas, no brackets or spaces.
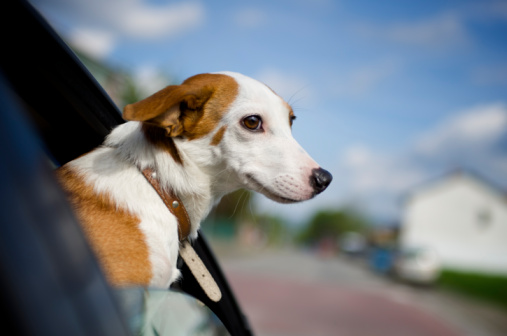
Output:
404,169,507,205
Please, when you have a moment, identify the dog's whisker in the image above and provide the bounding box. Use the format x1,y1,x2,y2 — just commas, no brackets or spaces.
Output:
212,167,229,179
247,193,257,224
229,189,247,219
287,85,308,107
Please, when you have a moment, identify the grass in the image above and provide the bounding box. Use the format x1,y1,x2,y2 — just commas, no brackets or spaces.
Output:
438,269,507,311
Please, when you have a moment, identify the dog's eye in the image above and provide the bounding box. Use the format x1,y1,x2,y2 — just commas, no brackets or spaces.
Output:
243,115,262,131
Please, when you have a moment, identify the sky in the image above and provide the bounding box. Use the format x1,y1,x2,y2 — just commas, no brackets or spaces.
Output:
30,0,507,226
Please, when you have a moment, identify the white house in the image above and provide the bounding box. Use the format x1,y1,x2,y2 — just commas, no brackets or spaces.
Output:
400,170,507,275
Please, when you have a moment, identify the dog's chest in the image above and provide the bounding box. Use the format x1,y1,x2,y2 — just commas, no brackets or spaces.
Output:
138,213,181,288
102,169,183,288
68,148,183,288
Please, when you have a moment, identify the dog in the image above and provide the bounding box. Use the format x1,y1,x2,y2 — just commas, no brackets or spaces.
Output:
56,71,332,289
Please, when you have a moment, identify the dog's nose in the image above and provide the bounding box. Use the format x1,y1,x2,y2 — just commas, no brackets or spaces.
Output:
311,168,333,194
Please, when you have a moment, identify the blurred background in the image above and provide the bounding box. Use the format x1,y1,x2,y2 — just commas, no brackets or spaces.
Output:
30,0,507,335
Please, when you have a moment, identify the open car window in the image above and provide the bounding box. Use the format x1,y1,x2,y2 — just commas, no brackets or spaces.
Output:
0,1,253,335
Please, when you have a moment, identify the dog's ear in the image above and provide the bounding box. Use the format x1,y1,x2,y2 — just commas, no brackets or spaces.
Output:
123,84,214,137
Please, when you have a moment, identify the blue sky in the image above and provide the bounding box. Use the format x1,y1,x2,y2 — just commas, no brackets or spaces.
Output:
31,0,507,225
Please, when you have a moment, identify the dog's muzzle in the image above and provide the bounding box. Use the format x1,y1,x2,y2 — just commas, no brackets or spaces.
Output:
311,168,333,194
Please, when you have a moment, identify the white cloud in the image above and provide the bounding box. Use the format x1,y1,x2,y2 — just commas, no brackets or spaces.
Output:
233,8,267,28
256,68,312,103
471,64,507,86
132,65,172,98
353,13,469,48
387,14,467,46
342,146,425,195
343,145,372,168
464,1,507,22
351,2,506,50
31,0,205,59
118,2,204,39
333,60,399,98
416,103,507,156
337,103,507,220
67,28,115,59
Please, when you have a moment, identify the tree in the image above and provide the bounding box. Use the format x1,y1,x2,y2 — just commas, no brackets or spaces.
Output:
202,189,255,239
250,213,289,246
119,75,146,106
205,191,290,246
211,189,254,221
296,209,368,246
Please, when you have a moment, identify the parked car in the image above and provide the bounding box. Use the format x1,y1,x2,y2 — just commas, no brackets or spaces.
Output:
0,1,253,335
393,247,441,285
340,231,367,256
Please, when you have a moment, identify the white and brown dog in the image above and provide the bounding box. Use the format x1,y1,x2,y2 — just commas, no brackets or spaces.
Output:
57,72,332,289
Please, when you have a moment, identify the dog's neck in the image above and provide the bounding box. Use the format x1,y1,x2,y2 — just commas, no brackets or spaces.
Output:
105,122,235,238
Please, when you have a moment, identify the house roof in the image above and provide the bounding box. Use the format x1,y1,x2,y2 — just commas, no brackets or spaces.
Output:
401,168,507,205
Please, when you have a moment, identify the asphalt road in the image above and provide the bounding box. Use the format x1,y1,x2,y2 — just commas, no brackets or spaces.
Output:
217,248,507,336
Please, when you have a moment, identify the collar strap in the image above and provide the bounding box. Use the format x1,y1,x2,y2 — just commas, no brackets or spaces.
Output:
140,167,222,302
141,167,191,242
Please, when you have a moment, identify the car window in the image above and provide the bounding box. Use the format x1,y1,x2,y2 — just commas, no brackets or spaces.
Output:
1,2,253,335
117,288,230,336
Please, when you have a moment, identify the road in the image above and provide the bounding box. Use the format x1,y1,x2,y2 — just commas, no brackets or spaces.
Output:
217,248,507,336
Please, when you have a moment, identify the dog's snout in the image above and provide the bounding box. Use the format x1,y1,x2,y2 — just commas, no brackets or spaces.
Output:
311,168,333,194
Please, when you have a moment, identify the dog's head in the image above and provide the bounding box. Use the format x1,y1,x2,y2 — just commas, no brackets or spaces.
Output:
123,71,332,203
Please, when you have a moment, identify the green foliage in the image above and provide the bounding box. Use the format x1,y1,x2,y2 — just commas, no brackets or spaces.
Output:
296,209,368,245
204,190,291,246
252,213,289,246
120,75,146,106
202,190,254,239
439,270,507,311
211,189,254,221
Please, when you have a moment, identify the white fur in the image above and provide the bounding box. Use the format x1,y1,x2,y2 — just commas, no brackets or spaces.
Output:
69,72,322,288
212,71,320,203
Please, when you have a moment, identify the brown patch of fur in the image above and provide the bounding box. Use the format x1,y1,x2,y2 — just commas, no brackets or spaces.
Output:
210,125,227,146
55,165,152,286
123,73,238,142
288,107,295,127
142,124,183,164
179,74,238,140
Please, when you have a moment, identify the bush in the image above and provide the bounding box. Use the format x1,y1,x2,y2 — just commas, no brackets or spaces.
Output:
296,209,368,246
439,270,507,311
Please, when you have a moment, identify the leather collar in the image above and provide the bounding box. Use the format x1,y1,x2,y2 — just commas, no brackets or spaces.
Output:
141,167,191,242
141,167,222,302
